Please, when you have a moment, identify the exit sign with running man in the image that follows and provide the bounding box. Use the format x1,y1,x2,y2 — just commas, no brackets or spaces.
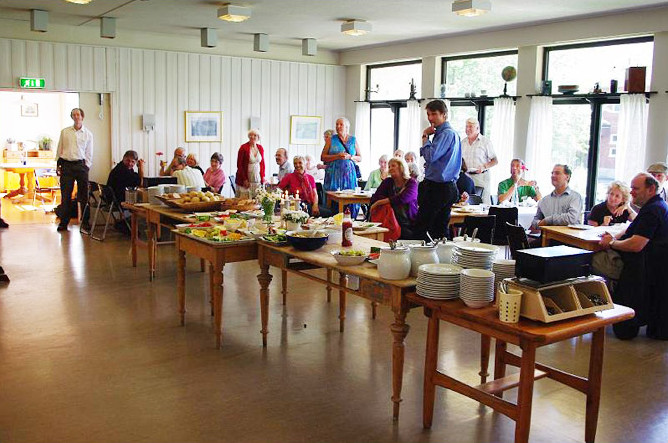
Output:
19,77,45,89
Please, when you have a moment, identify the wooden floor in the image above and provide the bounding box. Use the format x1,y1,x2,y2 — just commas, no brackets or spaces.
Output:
0,219,667,443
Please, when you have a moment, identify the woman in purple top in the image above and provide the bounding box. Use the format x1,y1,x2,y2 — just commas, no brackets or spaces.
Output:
370,157,418,239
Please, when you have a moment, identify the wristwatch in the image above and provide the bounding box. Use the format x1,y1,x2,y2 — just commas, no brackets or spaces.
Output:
609,239,616,249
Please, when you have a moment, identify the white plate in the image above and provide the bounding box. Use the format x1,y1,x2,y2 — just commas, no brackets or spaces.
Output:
418,263,462,275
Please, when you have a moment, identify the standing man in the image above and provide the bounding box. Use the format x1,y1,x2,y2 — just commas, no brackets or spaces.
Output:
647,162,667,201
416,100,462,240
56,108,93,232
275,148,293,181
461,117,497,204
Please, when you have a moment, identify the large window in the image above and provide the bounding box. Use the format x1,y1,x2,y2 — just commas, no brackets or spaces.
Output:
543,37,653,208
367,61,422,101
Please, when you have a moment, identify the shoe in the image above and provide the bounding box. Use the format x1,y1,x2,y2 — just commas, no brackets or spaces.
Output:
0,218,8,228
57,224,68,232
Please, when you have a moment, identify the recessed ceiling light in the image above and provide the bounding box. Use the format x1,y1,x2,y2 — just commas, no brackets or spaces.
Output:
452,0,491,17
65,0,93,4
341,20,372,36
217,5,251,23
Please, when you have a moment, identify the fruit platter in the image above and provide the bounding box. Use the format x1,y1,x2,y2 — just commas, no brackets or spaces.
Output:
175,222,254,244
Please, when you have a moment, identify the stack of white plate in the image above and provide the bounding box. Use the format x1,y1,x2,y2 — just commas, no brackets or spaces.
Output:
459,268,495,308
492,259,516,289
451,243,499,270
416,263,462,300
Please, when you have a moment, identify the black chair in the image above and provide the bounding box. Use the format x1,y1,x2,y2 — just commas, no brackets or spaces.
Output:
468,194,483,205
488,206,519,246
473,186,484,197
505,222,530,259
490,195,499,205
82,182,130,241
461,215,496,244
229,175,236,196
583,210,591,224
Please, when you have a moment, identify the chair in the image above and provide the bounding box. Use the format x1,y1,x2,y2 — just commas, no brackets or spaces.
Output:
467,194,483,205
505,222,530,259
490,194,498,205
228,175,236,196
583,210,591,224
473,186,484,197
33,168,60,212
83,182,130,241
488,206,519,246
461,215,496,244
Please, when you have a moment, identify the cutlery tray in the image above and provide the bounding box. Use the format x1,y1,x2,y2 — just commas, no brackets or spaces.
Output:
506,276,613,323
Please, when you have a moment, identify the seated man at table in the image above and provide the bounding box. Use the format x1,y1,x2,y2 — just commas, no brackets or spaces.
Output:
498,158,542,204
275,148,293,181
647,162,668,201
171,157,206,189
160,147,186,176
531,164,582,232
106,150,145,203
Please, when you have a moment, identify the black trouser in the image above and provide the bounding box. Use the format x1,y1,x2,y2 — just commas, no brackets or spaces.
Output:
415,179,459,241
59,160,89,226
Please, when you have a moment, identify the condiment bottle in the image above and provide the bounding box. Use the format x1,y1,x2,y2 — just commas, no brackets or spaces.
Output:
341,207,353,247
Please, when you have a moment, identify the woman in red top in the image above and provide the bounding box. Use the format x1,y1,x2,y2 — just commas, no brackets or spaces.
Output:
235,128,265,198
278,156,320,216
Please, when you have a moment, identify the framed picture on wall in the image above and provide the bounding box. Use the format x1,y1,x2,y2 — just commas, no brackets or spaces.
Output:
185,111,222,142
290,115,321,145
21,103,38,117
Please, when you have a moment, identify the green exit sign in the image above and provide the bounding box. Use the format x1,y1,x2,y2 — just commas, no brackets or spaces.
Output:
19,77,45,89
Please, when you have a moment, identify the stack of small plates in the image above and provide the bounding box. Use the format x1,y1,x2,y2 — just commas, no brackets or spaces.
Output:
451,243,499,270
416,263,462,300
459,268,495,308
492,259,516,289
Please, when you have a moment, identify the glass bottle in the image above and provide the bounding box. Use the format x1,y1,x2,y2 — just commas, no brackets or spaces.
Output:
341,207,353,247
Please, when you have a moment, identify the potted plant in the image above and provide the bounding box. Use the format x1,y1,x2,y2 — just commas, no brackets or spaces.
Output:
283,210,309,231
39,136,52,150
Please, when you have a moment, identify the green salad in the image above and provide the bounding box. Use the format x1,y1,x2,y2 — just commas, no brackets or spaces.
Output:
262,234,287,243
337,249,365,257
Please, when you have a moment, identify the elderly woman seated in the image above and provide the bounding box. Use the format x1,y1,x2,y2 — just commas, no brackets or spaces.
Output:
172,157,206,189
588,180,637,226
370,157,418,241
278,155,320,216
365,155,389,190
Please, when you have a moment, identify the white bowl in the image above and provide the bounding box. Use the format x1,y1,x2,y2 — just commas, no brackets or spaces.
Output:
331,250,367,266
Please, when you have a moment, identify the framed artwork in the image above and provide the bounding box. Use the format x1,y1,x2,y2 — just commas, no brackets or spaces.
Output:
21,103,38,117
290,115,321,145
185,111,222,142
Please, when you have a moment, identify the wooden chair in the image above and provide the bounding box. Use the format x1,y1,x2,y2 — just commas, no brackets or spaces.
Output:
505,222,530,259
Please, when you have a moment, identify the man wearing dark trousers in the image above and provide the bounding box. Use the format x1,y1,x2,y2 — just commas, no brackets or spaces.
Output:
56,108,94,232
415,100,462,240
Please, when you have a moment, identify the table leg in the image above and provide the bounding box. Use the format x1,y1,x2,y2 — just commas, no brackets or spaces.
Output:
177,248,186,326
200,258,206,272
514,339,537,443
130,211,138,267
147,221,156,281
257,264,273,347
282,269,288,306
326,269,332,302
494,340,507,398
541,232,549,247
390,309,410,421
371,302,378,319
209,263,214,316
585,328,605,443
338,272,347,332
339,201,344,214
212,263,224,349
423,310,439,428
479,334,491,384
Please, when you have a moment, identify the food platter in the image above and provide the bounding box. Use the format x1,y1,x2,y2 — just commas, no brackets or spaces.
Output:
352,221,382,231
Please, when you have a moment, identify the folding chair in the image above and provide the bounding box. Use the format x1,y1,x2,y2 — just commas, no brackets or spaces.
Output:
33,168,60,212
229,175,236,196
83,183,130,241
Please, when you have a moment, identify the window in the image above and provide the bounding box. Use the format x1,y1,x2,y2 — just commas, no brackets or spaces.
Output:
543,37,654,208
367,60,422,101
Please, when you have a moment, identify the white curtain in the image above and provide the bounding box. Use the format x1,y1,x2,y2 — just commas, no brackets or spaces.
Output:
490,97,516,194
354,101,371,177
405,99,422,152
525,96,554,193
615,94,648,183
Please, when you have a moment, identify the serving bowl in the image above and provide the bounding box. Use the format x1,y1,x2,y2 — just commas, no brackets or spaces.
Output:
331,250,367,266
286,230,329,251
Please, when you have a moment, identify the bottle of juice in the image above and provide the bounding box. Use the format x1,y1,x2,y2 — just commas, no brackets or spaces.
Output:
341,207,353,247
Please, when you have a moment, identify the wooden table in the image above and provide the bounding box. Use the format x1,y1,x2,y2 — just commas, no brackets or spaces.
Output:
257,236,418,420
540,225,626,251
407,294,634,443
1,162,56,203
325,190,372,213
174,231,258,349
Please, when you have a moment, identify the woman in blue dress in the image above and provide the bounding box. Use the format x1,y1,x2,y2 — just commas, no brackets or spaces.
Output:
321,117,363,217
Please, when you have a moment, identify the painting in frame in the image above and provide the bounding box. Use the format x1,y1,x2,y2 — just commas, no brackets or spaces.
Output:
290,115,321,145
185,111,222,142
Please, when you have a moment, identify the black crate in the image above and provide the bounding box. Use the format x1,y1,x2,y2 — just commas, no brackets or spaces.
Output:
516,245,593,284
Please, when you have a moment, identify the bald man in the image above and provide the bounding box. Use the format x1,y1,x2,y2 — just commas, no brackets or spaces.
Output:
275,148,293,181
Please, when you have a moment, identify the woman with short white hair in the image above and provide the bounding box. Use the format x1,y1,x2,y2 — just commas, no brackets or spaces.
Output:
235,128,265,197
364,155,389,190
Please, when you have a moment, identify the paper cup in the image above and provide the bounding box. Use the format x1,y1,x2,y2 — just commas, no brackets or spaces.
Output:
498,288,523,323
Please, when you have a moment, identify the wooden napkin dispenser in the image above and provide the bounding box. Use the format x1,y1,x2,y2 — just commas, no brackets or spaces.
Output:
515,245,592,284
625,67,646,93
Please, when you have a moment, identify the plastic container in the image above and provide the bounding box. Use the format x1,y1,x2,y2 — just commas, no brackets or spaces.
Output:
498,288,523,323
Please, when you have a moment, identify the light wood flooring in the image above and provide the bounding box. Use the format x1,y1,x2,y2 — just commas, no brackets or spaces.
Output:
0,219,667,443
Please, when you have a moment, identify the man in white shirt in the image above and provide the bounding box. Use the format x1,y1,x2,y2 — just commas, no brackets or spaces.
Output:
275,148,293,181
172,157,206,189
461,118,497,204
56,107,94,232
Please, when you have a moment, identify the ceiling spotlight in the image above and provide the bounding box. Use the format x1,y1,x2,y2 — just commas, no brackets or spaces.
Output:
452,0,491,17
341,20,372,36
217,5,251,23
65,0,93,4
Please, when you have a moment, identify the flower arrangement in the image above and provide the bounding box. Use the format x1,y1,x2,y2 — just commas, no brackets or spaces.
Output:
255,188,282,223
282,210,309,224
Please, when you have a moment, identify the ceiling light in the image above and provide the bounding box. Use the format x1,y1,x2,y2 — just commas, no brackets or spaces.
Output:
217,5,251,23
341,20,372,36
65,0,93,4
452,0,491,17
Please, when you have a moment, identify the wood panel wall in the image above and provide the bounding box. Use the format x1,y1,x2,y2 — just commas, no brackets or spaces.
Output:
0,38,346,189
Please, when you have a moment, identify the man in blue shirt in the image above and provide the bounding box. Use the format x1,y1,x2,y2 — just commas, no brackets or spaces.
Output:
415,100,462,240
